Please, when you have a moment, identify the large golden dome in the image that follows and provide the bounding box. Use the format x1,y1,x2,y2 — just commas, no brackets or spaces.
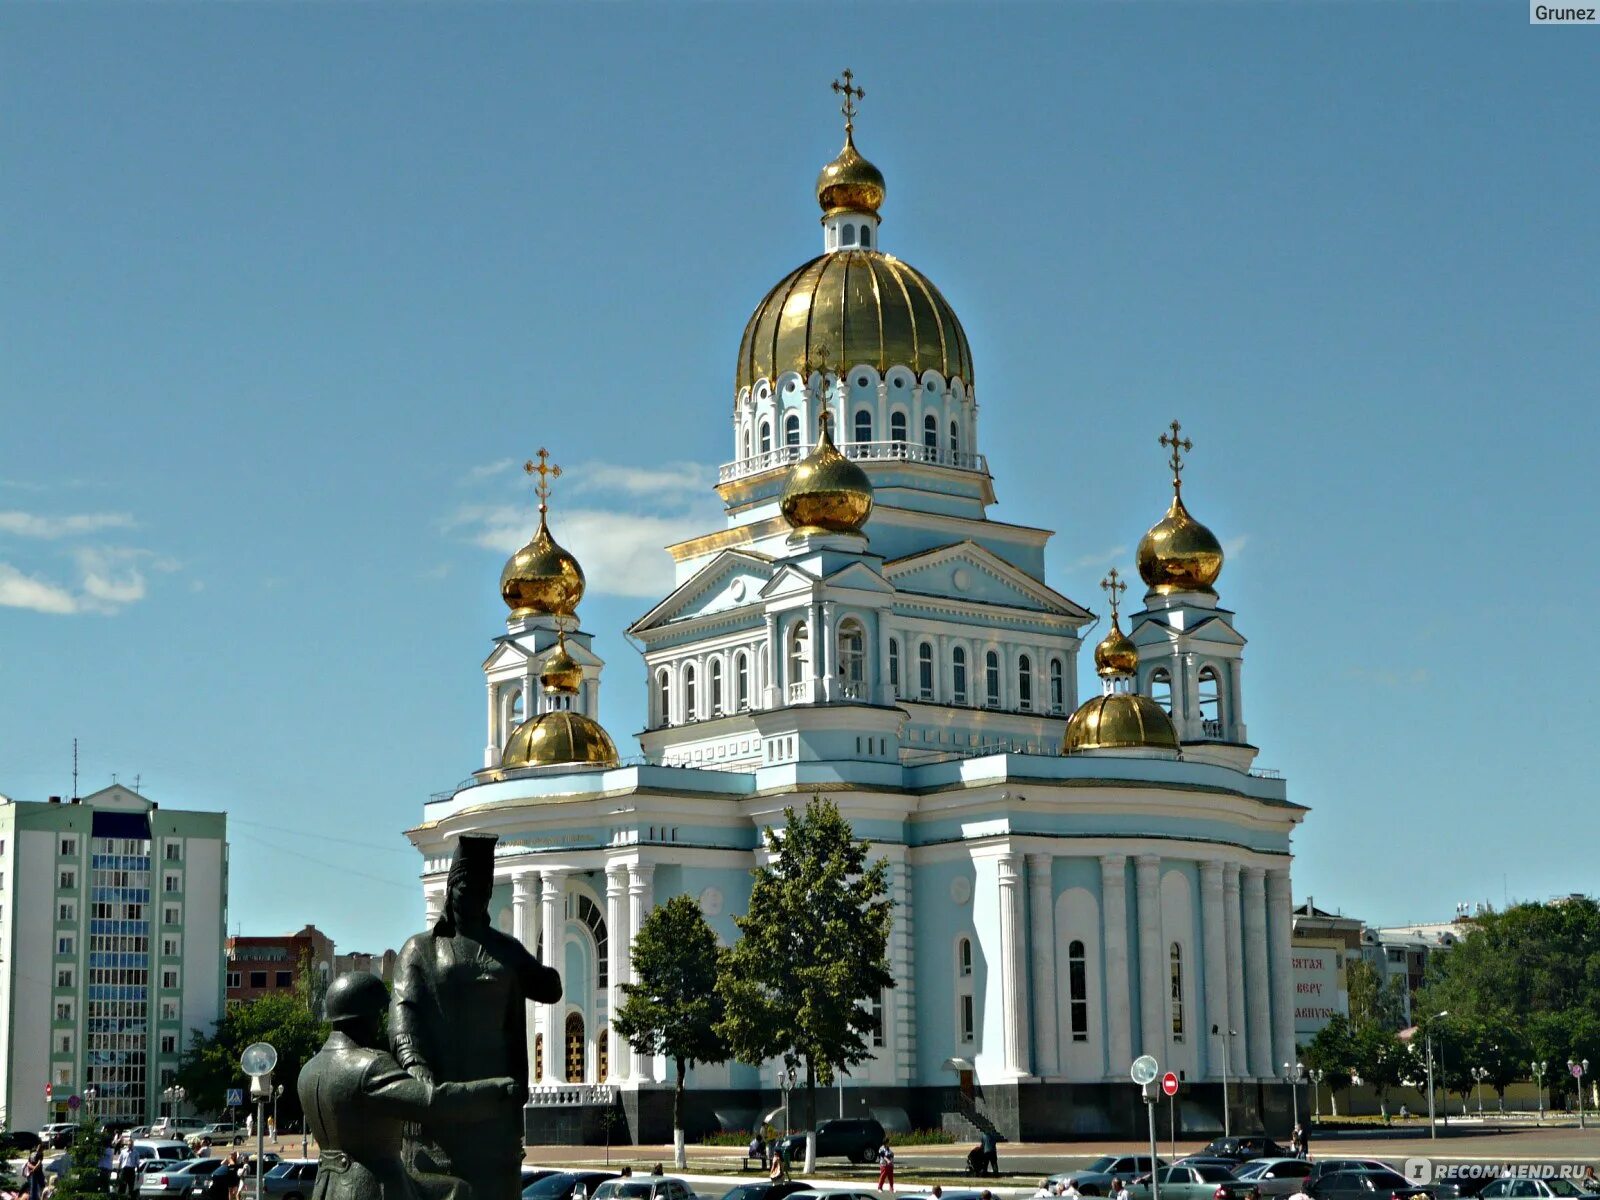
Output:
1136,491,1224,595
1063,692,1180,755
502,709,619,770
501,515,586,619
781,413,874,534
816,132,886,218
736,250,973,392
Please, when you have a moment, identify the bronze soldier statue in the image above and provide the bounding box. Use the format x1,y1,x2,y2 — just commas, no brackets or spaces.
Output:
392,835,562,1200
298,972,518,1200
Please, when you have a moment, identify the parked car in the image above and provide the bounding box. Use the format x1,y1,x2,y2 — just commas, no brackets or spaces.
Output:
525,1172,620,1200
1309,1169,1431,1200
140,1157,234,1198
261,1160,319,1200
524,1170,565,1188
1220,1160,1315,1199
784,1192,881,1200
189,1124,246,1147
134,1140,196,1164
1309,1164,1396,1184
40,1123,79,1150
152,1118,210,1140
591,1179,697,1200
1130,1164,1243,1200
1477,1180,1600,1200
1178,1159,1254,1173
0,1129,41,1154
1201,1139,1296,1165
1048,1157,1170,1196
717,1185,813,1200
774,1118,887,1166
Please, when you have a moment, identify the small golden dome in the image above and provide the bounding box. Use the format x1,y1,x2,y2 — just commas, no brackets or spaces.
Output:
501,514,586,619
501,709,619,770
1095,617,1140,678
1063,692,1180,755
816,132,886,218
780,413,874,534
539,633,583,695
1136,490,1224,595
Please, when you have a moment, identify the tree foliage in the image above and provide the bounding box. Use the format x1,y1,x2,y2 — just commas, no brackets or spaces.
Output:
1302,1015,1356,1114
1346,959,1407,1033
175,993,328,1124
50,1116,106,1200
717,795,894,1132
613,894,729,1153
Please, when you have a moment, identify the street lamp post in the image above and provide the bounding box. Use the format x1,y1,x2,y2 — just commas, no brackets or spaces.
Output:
1471,1067,1488,1116
1283,1062,1304,1133
1214,1025,1237,1138
272,1084,283,1140
84,1085,98,1125
1308,1069,1326,1121
1532,1061,1548,1121
1569,1060,1589,1129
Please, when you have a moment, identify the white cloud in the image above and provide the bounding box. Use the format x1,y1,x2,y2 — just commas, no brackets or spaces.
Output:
463,459,518,483
0,510,136,539
75,547,149,607
0,563,81,614
1223,534,1249,559
566,461,713,501
1071,545,1130,570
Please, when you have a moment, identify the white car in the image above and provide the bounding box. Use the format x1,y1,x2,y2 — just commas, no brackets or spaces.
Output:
591,1181,696,1200
152,1118,208,1140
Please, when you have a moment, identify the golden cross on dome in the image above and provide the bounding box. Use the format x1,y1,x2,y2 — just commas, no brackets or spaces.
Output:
1100,567,1127,623
832,69,864,135
524,448,561,515
1159,419,1193,486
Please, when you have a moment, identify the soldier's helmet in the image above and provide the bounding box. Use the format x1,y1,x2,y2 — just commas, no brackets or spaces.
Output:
324,971,389,1027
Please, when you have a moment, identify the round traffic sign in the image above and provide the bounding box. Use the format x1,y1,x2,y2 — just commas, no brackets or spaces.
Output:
1162,1071,1179,1096
44,1082,53,1100
1131,1054,1159,1085
67,1095,81,1110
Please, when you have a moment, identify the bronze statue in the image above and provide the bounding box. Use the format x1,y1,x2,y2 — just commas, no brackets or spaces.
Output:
298,972,518,1200
392,835,563,1200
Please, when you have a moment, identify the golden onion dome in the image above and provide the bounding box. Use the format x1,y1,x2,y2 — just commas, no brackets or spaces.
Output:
1094,617,1140,678
816,131,886,218
736,250,973,392
1063,692,1180,755
501,709,619,770
539,633,584,695
1136,490,1224,595
780,413,874,534
500,514,585,619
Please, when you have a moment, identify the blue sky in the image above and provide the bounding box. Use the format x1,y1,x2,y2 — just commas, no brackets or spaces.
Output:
3,3,1597,953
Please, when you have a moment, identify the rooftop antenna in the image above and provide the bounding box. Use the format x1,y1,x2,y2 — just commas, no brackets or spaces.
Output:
133,774,141,793
72,738,79,801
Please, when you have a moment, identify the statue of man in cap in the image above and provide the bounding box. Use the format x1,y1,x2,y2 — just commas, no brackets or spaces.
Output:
392,835,562,1200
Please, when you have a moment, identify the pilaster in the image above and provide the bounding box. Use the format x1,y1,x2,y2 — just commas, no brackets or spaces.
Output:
539,871,565,1082
1135,854,1165,1062
1266,867,1296,1073
996,853,1032,1077
606,865,629,1082
627,863,657,1082
1027,852,1059,1077
1199,860,1229,1080
1100,854,1132,1077
1223,865,1247,1077
1242,866,1272,1078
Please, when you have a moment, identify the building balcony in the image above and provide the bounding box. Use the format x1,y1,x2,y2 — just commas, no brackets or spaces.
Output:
718,439,990,484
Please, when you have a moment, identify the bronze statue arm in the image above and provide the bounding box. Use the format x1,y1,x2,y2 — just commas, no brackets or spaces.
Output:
364,1059,520,1122
511,941,562,1005
390,938,437,1084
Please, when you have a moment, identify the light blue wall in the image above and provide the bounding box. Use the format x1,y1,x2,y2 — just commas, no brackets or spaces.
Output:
912,856,978,1084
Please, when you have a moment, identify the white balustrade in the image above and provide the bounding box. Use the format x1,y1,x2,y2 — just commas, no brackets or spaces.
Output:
718,440,990,483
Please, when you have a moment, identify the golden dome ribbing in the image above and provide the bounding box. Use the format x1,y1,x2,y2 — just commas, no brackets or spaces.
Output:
1136,421,1223,595
1063,693,1180,754
501,709,619,769
780,410,874,534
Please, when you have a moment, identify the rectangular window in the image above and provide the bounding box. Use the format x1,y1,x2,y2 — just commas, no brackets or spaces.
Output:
870,992,885,1048
57,1033,72,1053
56,968,74,988
160,1034,177,1054
1169,944,1186,1043
58,869,76,890
275,970,292,989
59,836,76,856
162,969,179,989
164,905,180,925
163,937,179,957
162,1000,179,1020
165,843,181,861
56,936,74,956
55,1001,73,1020
57,901,75,921
250,970,267,989
959,993,975,1043
226,971,241,989
163,874,180,893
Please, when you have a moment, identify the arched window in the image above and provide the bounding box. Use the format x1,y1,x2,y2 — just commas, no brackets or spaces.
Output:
859,225,871,248
890,411,908,444
509,687,524,729
655,669,671,726
917,641,935,700
949,419,960,456
597,1026,609,1083
841,224,856,246
888,637,901,696
735,651,751,711
784,412,801,448
1170,943,1186,1042
682,663,697,721
742,426,752,460
952,645,968,705
1049,658,1065,714
838,620,866,692
1198,667,1223,733
1150,668,1173,714
564,1011,585,1083
854,409,873,443
577,894,608,990
758,418,772,454
1017,654,1033,712
985,650,1001,708
1068,940,1089,1042
956,936,976,1044
923,413,939,452
709,657,724,717
788,620,810,685
958,937,973,976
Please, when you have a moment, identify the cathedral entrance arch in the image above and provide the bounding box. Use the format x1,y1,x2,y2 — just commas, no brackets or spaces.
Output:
565,1011,586,1082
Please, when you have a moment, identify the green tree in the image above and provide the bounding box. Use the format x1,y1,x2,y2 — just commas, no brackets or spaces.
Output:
1347,959,1410,1034
50,1115,106,1200
612,894,729,1168
1302,1015,1356,1115
1352,1024,1404,1119
175,992,328,1126
717,796,894,1139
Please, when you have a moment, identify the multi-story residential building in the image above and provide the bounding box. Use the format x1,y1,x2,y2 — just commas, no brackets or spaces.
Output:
225,925,333,1004
1290,899,1363,1039
332,948,396,983
0,784,227,1127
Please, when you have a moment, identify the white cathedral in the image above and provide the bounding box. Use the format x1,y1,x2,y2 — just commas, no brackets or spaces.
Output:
406,79,1306,1142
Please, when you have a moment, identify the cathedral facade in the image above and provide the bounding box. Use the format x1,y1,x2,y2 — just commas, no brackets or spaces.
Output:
407,87,1305,1142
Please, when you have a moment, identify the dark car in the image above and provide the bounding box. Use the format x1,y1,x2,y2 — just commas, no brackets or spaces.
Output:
1218,1159,1315,1200
1309,1169,1430,1200
262,1161,320,1200
1309,1164,1394,1184
1477,1180,1600,1200
0,1130,40,1154
774,1118,886,1166
718,1185,813,1200
1201,1139,1296,1165
524,1173,622,1200
1048,1157,1169,1197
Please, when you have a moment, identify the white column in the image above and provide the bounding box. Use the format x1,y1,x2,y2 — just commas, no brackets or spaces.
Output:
996,853,1032,1077
1135,854,1166,1062
539,872,564,1083
423,887,444,927
764,612,779,708
1200,861,1230,1079
888,857,915,1085
1223,864,1248,1076
1100,854,1132,1077
521,669,537,725
808,601,823,703
513,873,538,1089
821,600,837,701
1027,853,1059,1077
485,682,502,768
1242,867,1272,1078
606,865,629,1082
1267,867,1296,1073
628,863,657,1082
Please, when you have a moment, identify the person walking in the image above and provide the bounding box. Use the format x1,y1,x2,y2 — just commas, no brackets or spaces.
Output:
116,1136,143,1199
1296,1123,1311,1161
876,1138,895,1192
22,1146,44,1200
768,1153,786,1184
220,1150,243,1200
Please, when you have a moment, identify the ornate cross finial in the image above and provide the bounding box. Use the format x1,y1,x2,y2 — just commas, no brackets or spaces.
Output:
832,69,865,136
1159,419,1193,488
1100,566,1128,624
524,448,561,516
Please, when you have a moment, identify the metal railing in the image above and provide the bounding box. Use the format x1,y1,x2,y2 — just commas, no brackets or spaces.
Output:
718,439,990,483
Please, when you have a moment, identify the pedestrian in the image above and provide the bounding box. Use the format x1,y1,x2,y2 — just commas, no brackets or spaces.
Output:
195,1138,213,1160
979,1131,999,1176
876,1138,895,1192
1062,1183,1081,1200
221,1151,243,1200
1033,1180,1053,1198
931,1188,943,1200
266,1116,275,1142
651,1165,663,1177
620,1168,633,1179
769,1153,786,1184
1582,1168,1597,1192
748,1132,767,1171
22,1146,44,1200
1296,1123,1311,1161
116,1136,143,1199
245,1112,254,1140
1109,1180,1128,1200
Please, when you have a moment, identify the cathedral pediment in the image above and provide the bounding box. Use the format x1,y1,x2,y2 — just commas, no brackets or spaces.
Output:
628,550,775,634
885,541,1091,619
1130,613,1246,648
822,561,896,594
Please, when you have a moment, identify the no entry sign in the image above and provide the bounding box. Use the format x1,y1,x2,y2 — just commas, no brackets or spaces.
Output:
1162,1071,1179,1096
